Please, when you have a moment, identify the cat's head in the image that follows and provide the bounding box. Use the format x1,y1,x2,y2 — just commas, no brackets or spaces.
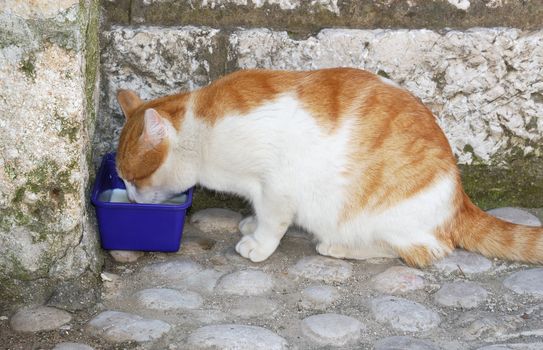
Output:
115,90,183,203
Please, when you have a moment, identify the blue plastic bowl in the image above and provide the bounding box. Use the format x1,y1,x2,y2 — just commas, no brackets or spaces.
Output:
91,153,193,252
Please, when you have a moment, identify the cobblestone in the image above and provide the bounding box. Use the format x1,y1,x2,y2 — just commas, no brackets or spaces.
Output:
10,306,72,332
300,285,340,310
503,268,543,297
374,336,439,350
7,208,543,349
109,250,144,263
487,208,542,226
215,269,274,295
186,324,288,350
371,266,426,294
370,296,441,332
434,281,489,309
133,288,203,310
434,250,493,274
52,343,95,350
301,313,364,346
86,311,171,343
289,256,353,282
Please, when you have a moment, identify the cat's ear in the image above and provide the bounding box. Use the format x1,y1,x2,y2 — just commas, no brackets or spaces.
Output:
117,89,143,118
141,108,166,147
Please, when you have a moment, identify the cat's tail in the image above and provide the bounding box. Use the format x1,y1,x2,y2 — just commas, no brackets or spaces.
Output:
450,192,543,264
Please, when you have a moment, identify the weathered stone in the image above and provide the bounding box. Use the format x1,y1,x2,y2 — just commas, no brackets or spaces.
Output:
10,306,72,332
434,281,489,309
3,0,79,19
372,266,425,294
301,313,364,346
186,324,288,350
477,344,543,350
374,336,439,350
109,250,144,263
216,269,274,295
140,259,204,282
457,312,521,341
52,343,95,350
289,256,352,283
300,285,340,310
104,0,543,31
97,26,221,159
190,208,243,234
371,296,441,332
190,309,230,324
47,272,100,312
133,288,203,310
487,207,542,227
86,311,171,343
100,272,123,301
230,296,278,318
503,268,543,297
0,0,101,308
183,269,225,293
435,250,492,274
179,236,217,255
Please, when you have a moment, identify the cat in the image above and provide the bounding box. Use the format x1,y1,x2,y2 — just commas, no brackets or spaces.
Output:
115,67,543,267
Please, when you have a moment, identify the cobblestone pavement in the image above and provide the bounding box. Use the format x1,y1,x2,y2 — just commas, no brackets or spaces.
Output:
4,207,543,349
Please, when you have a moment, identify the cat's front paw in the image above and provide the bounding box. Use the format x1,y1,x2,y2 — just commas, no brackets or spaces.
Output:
316,242,346,259
239,216,257,236
235,235,277,262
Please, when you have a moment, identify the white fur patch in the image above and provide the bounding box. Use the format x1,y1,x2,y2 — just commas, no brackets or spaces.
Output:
320,174,457,256
158,93,458,261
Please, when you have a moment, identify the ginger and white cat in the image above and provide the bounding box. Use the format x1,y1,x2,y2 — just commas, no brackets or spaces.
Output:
115,68,543,267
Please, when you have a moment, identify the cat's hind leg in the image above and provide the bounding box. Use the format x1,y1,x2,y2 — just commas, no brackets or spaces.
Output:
235,193,293,262
316,241,399,260
239,216,257,236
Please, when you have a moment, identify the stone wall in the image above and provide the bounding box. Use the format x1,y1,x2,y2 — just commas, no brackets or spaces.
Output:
0,0,102,310
99,0,543,209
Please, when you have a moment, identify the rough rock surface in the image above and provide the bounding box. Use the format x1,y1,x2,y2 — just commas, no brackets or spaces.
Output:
374,336,439,350
503,269,543,298
109,250,144,263
0,0,101,309
215,269,274,295
370,296,441,332
435,250,493,274
300,285,340,310
86,311,171,343
190,208,243,233
300,313,364,346
186,324,288,350
10,306,72,332
289,256,353,282
434,281,489,309
52,343,95,350
372,266,426,294
487,207,542,227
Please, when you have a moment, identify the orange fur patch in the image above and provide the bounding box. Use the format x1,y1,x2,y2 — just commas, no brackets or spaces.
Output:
446,190,543,264
339,77,458,220
116,92,190,184
116,112,169,185
396,245,442,268
193,70,305,124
